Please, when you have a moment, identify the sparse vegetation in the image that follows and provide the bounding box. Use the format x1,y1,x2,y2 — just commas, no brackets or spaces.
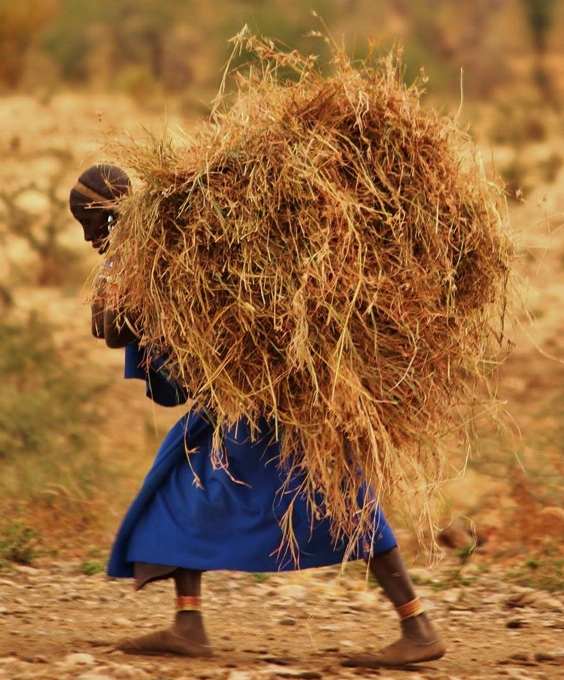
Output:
252,573,270,584
0,312,117,563
80,560,106,576
0,0,561,111
505,551,564,593
0,521,40,566
0,313,101,467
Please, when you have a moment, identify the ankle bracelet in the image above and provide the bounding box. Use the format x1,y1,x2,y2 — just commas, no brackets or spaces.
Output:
396,597,425,620
176,595,202,612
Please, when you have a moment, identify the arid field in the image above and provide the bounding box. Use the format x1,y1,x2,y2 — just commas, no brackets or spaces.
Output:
1,86,564,678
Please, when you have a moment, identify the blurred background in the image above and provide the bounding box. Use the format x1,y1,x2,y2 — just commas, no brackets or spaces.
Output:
1,0,564,588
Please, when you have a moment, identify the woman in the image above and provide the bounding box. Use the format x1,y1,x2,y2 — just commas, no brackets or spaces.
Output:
69,164,136,343
70,164,446,668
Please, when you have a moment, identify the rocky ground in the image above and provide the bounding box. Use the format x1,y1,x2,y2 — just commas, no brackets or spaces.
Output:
1,555,564,680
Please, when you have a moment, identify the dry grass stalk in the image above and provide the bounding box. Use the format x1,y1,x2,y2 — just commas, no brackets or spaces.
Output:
105,30,514,557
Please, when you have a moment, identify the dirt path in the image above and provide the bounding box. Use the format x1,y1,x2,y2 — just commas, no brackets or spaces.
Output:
1,555,564,680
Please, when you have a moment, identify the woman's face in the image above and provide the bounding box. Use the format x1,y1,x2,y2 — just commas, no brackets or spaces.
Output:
77,209,112,253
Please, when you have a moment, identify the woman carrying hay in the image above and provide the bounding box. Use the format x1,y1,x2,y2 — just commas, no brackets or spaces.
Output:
69,164,445,669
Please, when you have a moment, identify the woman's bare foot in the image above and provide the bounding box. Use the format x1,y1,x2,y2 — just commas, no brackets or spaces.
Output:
117,629,213,657
117,611,212,657
342,635,446,668
342,613,446,668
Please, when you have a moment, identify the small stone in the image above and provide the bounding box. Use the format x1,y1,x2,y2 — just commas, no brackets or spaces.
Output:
262,656,298,665
502,669,537,679
112,664,150,679
272,670,322,679
535,651,564,665
61,652,96,667
113,617,135,627
338,639,356,647
538,597,564,612
225,672,253,680
18,655,47,664
534,652,555,662
278,617,297,626
441,589,462,604
352,590,378,608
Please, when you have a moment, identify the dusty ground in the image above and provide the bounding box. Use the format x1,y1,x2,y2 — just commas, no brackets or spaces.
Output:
2,94,564,679
1,554,564,680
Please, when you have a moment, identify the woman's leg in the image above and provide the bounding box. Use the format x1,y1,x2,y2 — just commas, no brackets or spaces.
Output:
117,568,212,657
369,547,439,642
172,568,211,649
346,546,445,667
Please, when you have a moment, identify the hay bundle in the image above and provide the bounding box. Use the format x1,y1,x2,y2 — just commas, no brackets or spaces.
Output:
107,33,513,551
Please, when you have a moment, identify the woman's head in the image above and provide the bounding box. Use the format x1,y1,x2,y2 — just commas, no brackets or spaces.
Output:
69,164,131,253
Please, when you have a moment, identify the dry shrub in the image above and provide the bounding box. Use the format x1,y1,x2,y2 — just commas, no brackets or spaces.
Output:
105,31,514,555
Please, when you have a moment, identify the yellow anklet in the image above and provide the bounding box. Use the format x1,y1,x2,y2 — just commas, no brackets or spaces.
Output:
396,597,425,620
176,595,202,612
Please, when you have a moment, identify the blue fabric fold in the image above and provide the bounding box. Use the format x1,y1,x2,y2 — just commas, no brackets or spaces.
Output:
108,342,397,577
124,341,188,407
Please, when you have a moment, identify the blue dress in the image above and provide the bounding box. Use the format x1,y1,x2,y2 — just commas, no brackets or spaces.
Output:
107,342,397,577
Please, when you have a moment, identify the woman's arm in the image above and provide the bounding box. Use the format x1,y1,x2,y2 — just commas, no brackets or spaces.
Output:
91,273,107,338
91,298,105,338
91,262,139,348
103,306,139,348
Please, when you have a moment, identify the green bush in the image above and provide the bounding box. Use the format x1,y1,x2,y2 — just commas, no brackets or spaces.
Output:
0,313,107,499
80,560,106,575
0,521,40,565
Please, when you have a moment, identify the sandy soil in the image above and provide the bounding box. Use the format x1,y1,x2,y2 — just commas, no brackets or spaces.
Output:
1,555,564,680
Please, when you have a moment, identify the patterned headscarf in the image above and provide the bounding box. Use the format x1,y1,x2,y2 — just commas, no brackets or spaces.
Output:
69,164,131,216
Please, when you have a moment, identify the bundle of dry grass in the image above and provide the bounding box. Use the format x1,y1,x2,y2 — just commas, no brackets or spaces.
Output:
107,31,513,553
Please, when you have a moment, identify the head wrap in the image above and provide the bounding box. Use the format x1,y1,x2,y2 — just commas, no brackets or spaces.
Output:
69,164,131,215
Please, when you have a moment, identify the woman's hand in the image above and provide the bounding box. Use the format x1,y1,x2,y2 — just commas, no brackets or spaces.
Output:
91,267,112,338
91,267,139,347
91,297,106,338
103,307,139,348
